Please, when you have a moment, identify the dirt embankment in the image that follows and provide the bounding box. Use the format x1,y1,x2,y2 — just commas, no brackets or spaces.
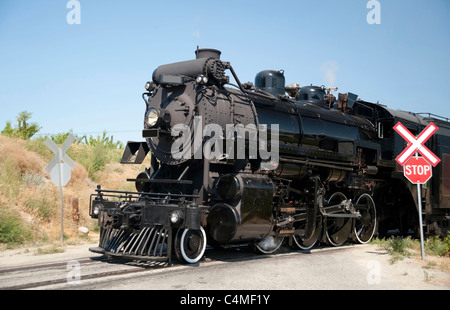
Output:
0,135,146,246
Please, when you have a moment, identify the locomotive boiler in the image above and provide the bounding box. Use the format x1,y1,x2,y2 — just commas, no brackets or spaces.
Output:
89,48,450,264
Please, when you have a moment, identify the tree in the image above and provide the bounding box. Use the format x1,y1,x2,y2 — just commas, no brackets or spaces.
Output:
1,111,41,140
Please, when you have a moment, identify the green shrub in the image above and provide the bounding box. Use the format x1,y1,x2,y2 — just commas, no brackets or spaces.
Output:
35,245,65,255
387,236,415,255
48,131,76,145
0,154,22,199
24,191,56,221
80,131,124,149
23,173,45,187
1,111,40,140
372,235,450,262
425,235,449,257
372,236,415,263
67,143,123,180
27,130,124,181
68,145,107,180
0,211,32,246
24,138,53,161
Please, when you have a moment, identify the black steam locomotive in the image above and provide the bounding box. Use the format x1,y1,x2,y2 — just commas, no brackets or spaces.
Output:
89,48,450,264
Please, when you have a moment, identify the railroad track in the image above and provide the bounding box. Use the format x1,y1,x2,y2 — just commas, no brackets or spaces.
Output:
0,255,168,290
0,244,351,290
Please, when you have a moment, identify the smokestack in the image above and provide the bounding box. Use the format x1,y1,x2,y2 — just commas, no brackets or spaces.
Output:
195,47,221,59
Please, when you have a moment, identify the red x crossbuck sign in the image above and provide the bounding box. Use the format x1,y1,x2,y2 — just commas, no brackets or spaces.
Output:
393,122,441,167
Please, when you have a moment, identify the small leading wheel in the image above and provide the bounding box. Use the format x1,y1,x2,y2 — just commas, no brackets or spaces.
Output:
255,235,285,254
325,192,352,247
352,193,377,244
174,227,207,264
292,216,322,250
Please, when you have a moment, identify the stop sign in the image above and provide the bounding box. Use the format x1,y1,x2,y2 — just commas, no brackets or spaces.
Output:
403,156,432,184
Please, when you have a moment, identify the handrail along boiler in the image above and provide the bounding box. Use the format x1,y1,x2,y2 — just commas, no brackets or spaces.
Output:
89,48,450,264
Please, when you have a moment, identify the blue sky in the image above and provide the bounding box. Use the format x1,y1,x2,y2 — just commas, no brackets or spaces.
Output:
0,0,449,144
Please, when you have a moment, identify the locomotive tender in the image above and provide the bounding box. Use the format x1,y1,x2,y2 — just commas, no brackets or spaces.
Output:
89,48,450,264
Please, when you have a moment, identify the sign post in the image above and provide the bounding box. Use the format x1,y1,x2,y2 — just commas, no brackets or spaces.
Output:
45,134,77,244
416,178,426,261
393,122,441,261
405,154,432,261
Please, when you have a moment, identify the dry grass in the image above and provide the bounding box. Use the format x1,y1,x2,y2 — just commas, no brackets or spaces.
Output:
0,135,149,248
371,236,450,276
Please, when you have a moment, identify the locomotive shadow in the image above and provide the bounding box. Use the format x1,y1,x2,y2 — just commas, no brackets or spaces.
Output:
201,240,326,264
88,238,361,267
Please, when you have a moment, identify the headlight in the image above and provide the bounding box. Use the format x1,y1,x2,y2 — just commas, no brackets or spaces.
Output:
170,211,182,224
145,81,155,91
93,204,103,215
196,75,208,85
145,108,159,127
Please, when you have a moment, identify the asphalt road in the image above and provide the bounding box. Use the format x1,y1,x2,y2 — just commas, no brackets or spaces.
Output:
1,241,449,294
